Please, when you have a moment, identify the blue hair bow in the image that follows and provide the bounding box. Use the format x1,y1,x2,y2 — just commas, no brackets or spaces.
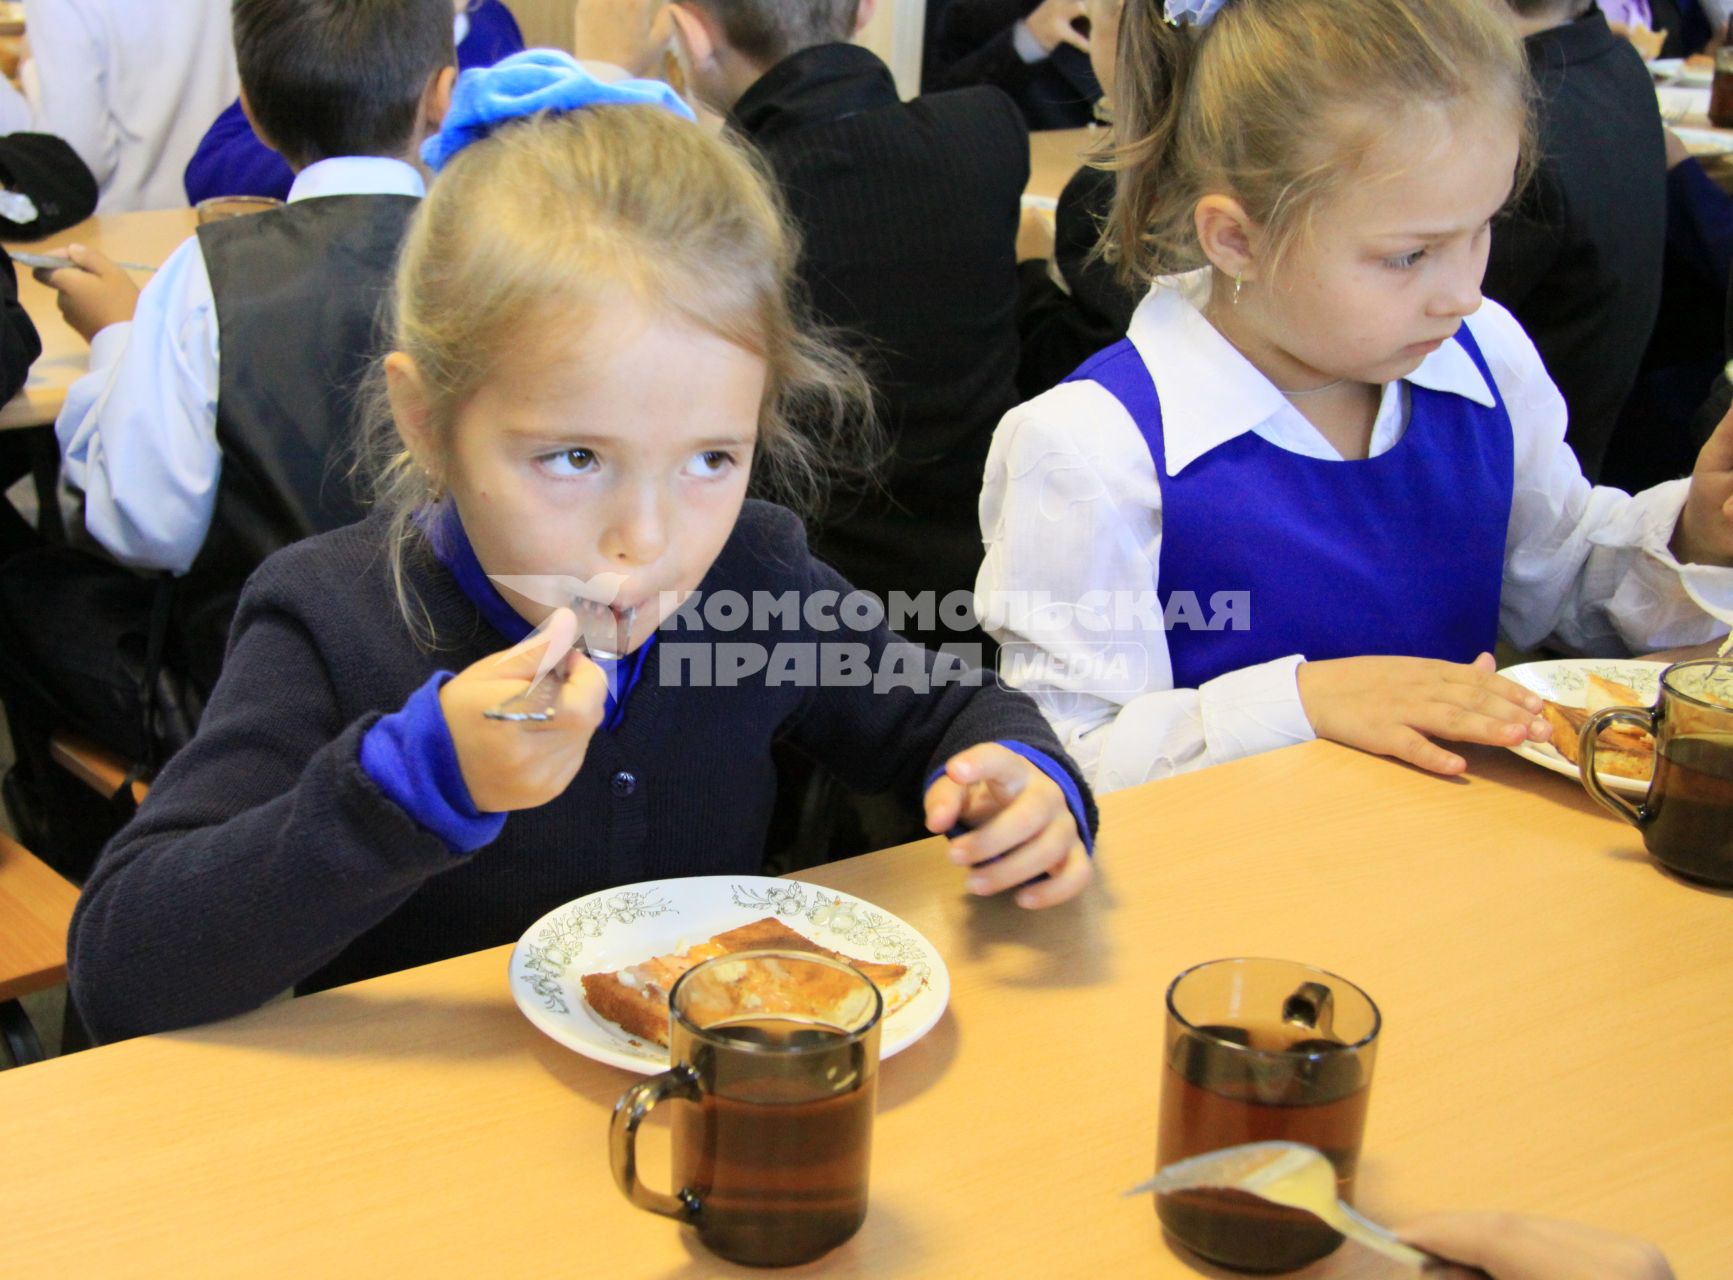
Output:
421,48,696,172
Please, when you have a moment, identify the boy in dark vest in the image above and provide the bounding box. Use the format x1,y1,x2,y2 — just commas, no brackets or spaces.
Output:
0,0,455,872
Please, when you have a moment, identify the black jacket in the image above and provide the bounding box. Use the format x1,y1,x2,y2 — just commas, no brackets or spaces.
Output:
0,132,98,239
1480,12,1666,480
730,44,1027,640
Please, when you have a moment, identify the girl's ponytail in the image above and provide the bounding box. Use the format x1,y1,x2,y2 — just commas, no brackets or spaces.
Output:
1102,1,1198,286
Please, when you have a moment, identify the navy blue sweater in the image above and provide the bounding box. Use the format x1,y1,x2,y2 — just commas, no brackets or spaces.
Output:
67,503,1098,1042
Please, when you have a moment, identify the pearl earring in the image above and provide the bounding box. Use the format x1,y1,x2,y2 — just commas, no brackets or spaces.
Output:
1233,272,1244,305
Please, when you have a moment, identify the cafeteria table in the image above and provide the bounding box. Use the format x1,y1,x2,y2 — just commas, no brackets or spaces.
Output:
3,739,1728,1277
0,209,193,433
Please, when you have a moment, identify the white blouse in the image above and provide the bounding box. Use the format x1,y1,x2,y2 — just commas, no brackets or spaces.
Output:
975,270,1733,794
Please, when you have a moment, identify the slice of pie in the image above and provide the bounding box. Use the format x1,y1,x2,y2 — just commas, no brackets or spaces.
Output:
581,916,918,1046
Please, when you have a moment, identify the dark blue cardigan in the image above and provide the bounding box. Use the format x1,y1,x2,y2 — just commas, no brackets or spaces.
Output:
67,502,1098,1043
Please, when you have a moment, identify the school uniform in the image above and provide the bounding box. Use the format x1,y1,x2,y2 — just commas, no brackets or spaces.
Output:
1480,11,1666,481
65,500,1098,1043
928,0,1102,131
13,0,239,211
976,270,1733,793
0,157,421,785
729,42,1027,647
183,1,523,204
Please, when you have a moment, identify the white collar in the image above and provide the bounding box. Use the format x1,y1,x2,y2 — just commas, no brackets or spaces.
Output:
287,156,427,204
1128,269,1498,476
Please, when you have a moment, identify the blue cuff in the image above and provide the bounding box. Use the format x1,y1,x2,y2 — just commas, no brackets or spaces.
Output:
923,740,1095,856
359,671,507,855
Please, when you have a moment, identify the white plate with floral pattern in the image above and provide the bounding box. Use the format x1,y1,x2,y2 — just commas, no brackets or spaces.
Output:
1498,658,1668,797
510,875,950,1073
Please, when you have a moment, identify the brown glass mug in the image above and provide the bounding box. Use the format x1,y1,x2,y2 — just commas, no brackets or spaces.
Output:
1582,658,1733,887
1156,958,1382,1273
609,949,882,1267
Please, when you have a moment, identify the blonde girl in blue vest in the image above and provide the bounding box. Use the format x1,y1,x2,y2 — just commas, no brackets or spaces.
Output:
978,0,1733,791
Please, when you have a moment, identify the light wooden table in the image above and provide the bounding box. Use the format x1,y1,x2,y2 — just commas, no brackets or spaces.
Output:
0,209,194,432
3,739,1728,1277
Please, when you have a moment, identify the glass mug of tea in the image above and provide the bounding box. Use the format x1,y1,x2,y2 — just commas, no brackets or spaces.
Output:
1581,658,1733,887
609,948,883,1267
1156,958,1381,1273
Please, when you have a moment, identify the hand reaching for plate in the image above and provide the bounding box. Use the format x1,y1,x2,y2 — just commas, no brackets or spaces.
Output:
1296,651,1552,775
1670,401,1733,567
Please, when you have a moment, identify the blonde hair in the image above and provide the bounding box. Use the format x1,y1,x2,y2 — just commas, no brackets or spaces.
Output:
1104,0,1534,286
356,106,876,642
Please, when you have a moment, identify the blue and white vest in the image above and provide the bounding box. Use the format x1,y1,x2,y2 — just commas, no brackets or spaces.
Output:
1064,328,1515,689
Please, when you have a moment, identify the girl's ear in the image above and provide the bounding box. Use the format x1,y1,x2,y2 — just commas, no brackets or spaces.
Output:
1194,194,1261,283
667,4,718,67
854,0,881,34
384,352,442,488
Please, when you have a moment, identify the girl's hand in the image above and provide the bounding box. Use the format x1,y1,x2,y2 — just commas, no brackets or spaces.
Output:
1295,652,1550,775
923,743,1091,908
439,608,609,812
1397,1212,1673,1280
1671,404,1733,567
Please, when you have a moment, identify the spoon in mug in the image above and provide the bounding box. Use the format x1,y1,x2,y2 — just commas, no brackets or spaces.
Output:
1125,1142,1483,1273
484,599,634,722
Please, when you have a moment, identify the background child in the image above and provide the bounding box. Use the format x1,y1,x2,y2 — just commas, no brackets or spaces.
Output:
8,0,239,211
668,0,1028,654
0,0,455,870
977,0,1733,792
65,56,1097,1044
1481,0,1666,482
184,0,523,204
1013,0,1139,397
927,0,1103,131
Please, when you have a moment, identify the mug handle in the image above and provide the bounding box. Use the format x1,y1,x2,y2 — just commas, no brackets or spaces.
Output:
609,1064,703,1223
1578,707,1654,826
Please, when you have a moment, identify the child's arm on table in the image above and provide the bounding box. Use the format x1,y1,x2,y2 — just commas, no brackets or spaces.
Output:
979,377,1549,783
1477,301,1733,655
769,516,1096,907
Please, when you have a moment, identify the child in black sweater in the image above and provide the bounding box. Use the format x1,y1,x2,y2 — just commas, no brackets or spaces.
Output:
67,55,1099,1044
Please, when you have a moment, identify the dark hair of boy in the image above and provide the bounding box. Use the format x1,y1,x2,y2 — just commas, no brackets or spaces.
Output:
232,0,457,168
689,0,860,66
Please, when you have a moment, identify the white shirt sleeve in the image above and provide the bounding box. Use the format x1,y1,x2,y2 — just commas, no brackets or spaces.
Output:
55,235,222,574
1470,302,1733,653
22,0,118,191
975,380,1315,795
0,74,32,135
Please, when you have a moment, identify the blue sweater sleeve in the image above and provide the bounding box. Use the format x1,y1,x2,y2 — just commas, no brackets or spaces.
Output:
359,671,506,855
924,740,1095,856
184,100,295,204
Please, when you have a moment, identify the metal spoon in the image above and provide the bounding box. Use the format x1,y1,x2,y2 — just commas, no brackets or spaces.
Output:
484,600,634,722
1125,1141,1472,1272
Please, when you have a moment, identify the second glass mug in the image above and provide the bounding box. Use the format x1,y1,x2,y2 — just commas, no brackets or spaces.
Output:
609,948,883,1267
1581,658,1733,888
1156,957,1382,1273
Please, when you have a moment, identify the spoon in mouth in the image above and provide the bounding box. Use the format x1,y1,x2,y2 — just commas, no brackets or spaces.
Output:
484,600,635,723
